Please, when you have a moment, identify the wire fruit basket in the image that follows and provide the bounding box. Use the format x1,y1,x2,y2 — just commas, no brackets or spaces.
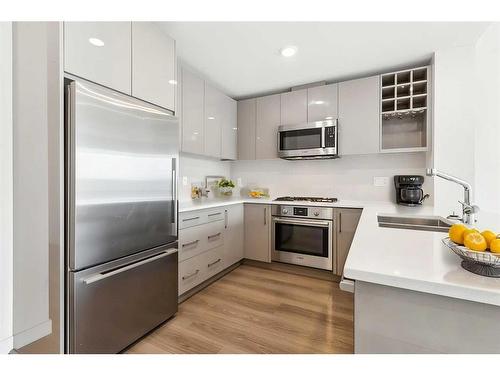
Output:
442,237,500,277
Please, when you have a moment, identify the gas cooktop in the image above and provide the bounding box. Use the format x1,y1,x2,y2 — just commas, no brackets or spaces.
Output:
274,196,338,203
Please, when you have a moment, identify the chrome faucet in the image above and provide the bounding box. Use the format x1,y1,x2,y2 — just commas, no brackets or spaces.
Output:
426,168,479,225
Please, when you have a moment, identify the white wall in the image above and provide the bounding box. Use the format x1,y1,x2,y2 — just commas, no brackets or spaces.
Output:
231,153,430,203
474,24,500,219
432,44,476,217
0,21,14,354
179,153,232,201
12,22,52,349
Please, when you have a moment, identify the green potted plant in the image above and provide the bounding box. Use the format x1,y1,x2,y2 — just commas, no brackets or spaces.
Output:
218,178,235,196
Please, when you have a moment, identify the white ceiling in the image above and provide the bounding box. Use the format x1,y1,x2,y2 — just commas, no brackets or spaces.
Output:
159,22,489,99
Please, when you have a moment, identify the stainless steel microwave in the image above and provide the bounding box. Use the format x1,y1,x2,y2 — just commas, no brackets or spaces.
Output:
277,119,338,160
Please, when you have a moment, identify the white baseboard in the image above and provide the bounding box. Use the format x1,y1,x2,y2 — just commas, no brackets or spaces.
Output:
13,319,52,349
0,336,13,354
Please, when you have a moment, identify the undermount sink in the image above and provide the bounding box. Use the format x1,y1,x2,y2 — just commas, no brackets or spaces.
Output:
377,215,453,233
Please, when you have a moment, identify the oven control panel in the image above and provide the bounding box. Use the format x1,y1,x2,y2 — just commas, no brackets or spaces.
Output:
272,205,334,220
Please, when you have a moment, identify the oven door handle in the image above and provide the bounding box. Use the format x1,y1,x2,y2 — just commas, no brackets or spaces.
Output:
272,217,331,227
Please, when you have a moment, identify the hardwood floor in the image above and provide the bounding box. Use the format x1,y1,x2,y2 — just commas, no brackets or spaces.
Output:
126,264,354,354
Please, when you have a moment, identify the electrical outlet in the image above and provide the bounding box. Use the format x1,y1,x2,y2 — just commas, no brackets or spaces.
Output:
237,178,242,186
373,176,389,187
182,176,188,186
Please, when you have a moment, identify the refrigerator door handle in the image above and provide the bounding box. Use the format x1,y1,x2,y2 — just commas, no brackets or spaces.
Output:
82,248,178,285
172,158,177,231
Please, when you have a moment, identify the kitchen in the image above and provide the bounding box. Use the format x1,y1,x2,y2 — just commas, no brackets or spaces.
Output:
2,2,500,369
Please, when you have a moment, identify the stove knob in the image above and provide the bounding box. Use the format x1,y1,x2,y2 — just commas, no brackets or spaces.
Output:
282,209,289,214
313,211,320,217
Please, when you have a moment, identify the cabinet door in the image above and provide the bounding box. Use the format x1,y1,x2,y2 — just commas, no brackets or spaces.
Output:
221,95,238,160
280,90,307,125
132,22,175,111
223,204,244,266
256,94,281,159
338,76,380,155
237,99,256,160
244,204,271,263
64,22,131,94
307,84,338,122
181,68,204,154
335,208,362,276
204,83,223,158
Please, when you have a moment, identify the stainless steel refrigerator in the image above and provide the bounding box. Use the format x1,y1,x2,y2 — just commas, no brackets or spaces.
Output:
65,79,179,353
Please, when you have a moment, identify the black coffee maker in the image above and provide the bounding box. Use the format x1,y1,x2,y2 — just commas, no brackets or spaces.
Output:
394,175,429,206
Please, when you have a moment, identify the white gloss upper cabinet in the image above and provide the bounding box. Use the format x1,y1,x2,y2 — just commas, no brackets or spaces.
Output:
132,22,176,111
280,90,307,125
64,22,132,94
204,83,223,158
237,99,256,160
221,95,238,160
338,76,380,155
181,68,204,154
256,94,281,159
307,84,338,122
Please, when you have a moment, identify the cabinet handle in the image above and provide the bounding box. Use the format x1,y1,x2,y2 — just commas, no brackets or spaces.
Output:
183,216,200,222
264,207,267,226
208,212,222,217
182,239,199,248
224,209,228,229
182,269,200,280
208,232,222,240
207,258,221,268
339,212,342,233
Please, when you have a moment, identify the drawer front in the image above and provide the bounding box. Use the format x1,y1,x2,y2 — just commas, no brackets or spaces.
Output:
179,212,205,229
179,225,207,262
205,209,224,223
179,255,206,295
203,245,225,279
204,220,225,251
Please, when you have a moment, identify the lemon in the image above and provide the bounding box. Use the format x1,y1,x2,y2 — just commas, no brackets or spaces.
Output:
481,230,497,248
448,224,468,245
490,238,500,253
464,232,487,252
462,228,479,240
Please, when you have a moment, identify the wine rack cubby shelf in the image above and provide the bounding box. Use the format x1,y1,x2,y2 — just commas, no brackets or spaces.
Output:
380,66,430,152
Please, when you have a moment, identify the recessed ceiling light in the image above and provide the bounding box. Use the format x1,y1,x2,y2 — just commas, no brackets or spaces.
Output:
280,46,297,57
88,37,104,47
325,116,333,120
312,100,325,105
168,79,177,85
207,116,215,120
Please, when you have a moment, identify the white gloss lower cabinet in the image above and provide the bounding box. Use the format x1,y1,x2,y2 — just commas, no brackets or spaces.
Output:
224,204,244,267
131,22,175,111
338,76,380,155
181,67,205,154
244,204,271,262
64,22,132,94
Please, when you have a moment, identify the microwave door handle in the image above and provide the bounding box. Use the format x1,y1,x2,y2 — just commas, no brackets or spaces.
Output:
321,126,326,148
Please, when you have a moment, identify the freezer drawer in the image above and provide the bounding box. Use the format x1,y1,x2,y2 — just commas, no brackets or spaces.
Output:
68,245,178,353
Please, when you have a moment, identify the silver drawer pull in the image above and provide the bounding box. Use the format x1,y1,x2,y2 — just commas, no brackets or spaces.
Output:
182,239,199,248
207,232,222,240
182,269,200,280
208,212,221,217
207,258,221,268
182,216,200,222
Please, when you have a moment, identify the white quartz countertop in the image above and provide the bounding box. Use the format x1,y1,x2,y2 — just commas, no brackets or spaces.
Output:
343,203,500,307
179,197,500,306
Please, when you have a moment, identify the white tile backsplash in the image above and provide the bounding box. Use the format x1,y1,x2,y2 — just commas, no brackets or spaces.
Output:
230,153,432,204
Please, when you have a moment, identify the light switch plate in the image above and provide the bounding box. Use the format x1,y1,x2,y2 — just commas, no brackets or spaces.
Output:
182,176,188,186
237,178,242,186
374,176,389,187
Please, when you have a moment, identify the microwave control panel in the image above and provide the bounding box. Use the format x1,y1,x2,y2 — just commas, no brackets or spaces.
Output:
325,126,336,148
